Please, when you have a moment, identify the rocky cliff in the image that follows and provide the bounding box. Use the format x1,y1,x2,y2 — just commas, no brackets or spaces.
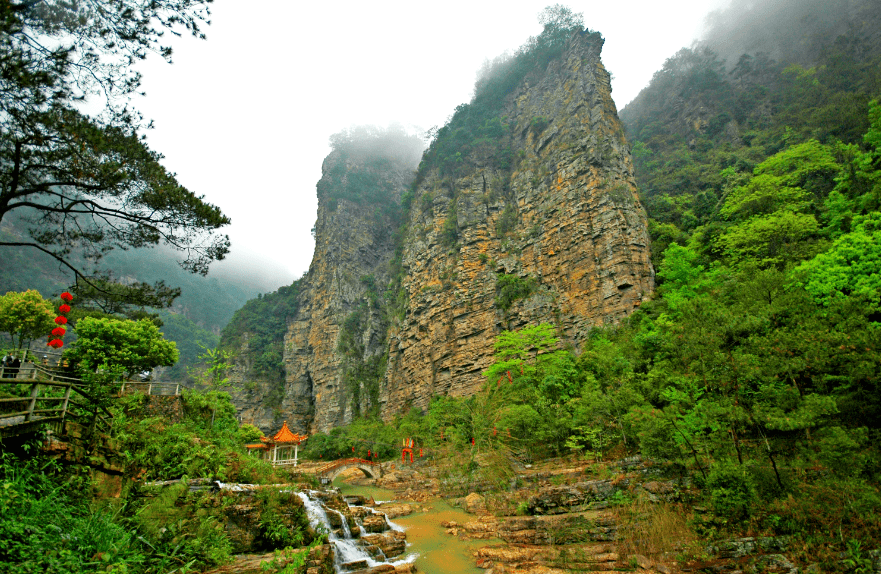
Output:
278,136,420,433
380,30,653,419
229,30,653,433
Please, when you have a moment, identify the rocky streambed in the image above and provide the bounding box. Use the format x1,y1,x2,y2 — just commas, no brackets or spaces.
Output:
199,455,827,574
341,456,817,574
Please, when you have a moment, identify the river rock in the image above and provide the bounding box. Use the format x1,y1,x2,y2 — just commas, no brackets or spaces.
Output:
361,514,390,533
526,479,621,515
465,492,487,514
342,560,369,571
305,543,335,574
202,548,310,574
375,503,413,518
361,531,407,558
347,565,396,574
476,542,620,574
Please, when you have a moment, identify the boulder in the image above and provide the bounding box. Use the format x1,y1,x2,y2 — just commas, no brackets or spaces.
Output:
465,492,487,514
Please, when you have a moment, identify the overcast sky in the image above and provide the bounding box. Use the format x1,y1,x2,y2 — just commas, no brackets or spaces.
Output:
134,0,731,292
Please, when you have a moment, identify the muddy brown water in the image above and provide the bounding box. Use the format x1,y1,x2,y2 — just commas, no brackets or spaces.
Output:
334,480,494,574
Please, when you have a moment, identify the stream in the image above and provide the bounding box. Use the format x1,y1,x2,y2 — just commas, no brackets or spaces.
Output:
333,480,486,574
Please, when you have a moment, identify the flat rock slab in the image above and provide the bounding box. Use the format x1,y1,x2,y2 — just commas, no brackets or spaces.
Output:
201,549,308,574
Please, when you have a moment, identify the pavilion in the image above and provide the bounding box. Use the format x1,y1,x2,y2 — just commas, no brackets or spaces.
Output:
245,421,308,466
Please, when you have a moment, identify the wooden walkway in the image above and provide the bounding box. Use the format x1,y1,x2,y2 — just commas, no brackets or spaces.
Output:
0,368,113,439
0,363,189,439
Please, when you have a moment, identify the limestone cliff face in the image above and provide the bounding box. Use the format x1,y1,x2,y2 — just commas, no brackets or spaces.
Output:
230,31,653,433
380,31,653,417
282,150,415,432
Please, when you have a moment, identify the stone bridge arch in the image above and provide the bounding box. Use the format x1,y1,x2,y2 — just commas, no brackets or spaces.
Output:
316,458,381,484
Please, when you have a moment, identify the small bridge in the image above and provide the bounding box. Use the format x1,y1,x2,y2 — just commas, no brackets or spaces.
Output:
314,458,381,484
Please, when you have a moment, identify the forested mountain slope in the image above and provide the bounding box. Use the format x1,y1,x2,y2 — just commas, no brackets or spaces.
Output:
620,0,881,260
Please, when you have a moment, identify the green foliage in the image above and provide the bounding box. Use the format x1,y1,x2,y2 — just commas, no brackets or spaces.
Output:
494,273,538,311
0,0,229,286
127,482,233,569
496,203,518,237
720,140,838,220
320,125,422,217
155,310,220,382
0,385,315,574
441,200,459,246
69,275,181,327
418,6,589,182
622,14,881,277
0,452,149,574
705,460,757,522
219,281,301,382
66,317,178,378
254,489,310,549
111,390,281,483
655,243,720,312
797,213,881,311
335,274,389,418
0,289,55,350
717,209,821,268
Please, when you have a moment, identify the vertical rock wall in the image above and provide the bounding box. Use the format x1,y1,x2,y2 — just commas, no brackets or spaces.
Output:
282,152,414,432
380,31,653,417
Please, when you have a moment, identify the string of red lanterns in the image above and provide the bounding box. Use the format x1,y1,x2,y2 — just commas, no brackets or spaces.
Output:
48,292,73,349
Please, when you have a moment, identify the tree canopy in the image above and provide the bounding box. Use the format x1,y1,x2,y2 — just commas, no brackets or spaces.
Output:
0,0,230,291
0,289,55,351
66,316,178,377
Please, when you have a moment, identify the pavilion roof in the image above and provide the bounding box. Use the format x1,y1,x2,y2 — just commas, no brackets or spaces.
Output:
264,421,307,444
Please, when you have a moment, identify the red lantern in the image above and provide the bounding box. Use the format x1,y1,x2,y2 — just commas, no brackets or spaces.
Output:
47,339,64,348
54,316,67,325
60,292,73,302
58,304,71,314
51,327,66,337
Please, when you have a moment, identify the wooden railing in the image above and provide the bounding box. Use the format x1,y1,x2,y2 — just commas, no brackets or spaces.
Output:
0,372,113,438
118,381,181,396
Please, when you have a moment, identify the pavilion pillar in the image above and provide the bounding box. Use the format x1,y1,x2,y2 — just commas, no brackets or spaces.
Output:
294,443,299,467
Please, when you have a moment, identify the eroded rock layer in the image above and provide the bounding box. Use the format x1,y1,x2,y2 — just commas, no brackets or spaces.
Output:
283,149,415,432
379,31,653,418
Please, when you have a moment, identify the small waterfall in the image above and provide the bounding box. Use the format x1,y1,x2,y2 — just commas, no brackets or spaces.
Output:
328,507,352,539
296,491,415,573
352,504,405,533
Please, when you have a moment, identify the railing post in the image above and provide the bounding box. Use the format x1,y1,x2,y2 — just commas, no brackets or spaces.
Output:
148,382,152,396
59,385,72,434
24,383,39,422
88,406,99,443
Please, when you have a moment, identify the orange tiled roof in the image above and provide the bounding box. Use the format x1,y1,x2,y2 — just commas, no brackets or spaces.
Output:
245,443,269,450
270,421,307,444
